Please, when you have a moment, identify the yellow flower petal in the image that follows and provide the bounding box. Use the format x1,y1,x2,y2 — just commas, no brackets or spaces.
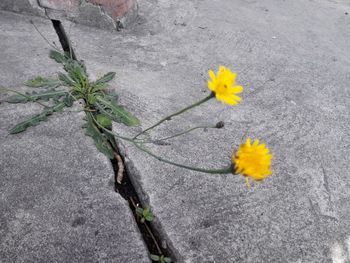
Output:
230,85,243,94
207,66,243,106
208,70,216,82
232,138,273,181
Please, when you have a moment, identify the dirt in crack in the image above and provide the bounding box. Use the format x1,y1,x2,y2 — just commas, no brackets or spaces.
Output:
50,19,176,262
112,149,176,261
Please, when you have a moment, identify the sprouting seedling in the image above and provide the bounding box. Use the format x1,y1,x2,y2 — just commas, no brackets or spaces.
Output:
135,207,154,223
150,254,172,263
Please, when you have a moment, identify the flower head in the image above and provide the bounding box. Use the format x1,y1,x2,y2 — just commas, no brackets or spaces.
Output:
232,138,272,181
208,66,243,106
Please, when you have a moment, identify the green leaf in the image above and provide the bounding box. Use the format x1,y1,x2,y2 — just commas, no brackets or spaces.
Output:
50,49,87,85
62,93,75,107
102,127,117,150
95,72,116,85
95,96,140,127
135,207,144,216
58,72,76,86
24,76,60,88
87,94,96,105
105,92,119,102
9,112,48,134
83,113,114,159
9,102,65,134
51,102,65,112
163,257,172,263
144,211,154,222
49,50,68,64
64,60,87,85
150,255,160,261
5,89,68,104
96,114,112,128
5,94,28,103
91,83,108,93
140,217,145,224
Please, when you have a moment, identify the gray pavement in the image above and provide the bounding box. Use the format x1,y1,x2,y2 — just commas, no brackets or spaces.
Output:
0,12,149,263
61,0,350,262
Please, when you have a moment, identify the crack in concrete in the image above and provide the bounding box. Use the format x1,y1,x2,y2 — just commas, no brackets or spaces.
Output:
49,18,178,262
321,165,331,197
117,140,181,262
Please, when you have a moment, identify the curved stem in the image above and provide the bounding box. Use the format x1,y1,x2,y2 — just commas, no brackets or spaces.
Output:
133,93,214,139
30,20,61,51
91,115,232,175
138,124,217,144
133,142,232,175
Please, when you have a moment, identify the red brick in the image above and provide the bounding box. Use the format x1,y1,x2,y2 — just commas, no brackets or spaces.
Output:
88,0,135,19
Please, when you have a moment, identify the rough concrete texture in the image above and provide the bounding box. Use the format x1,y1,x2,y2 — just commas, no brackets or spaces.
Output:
0,0,137,30
0,11,150,263
62,0,350,262
0,12,59,88
0,0,45,17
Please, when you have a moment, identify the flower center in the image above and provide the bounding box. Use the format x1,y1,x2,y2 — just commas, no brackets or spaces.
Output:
217,83,228,94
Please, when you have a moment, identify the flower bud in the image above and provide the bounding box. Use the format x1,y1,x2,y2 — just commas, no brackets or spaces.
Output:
215,121,225,129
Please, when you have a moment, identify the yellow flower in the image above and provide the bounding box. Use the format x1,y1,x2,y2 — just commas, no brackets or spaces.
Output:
208,66,243,105
232,138,272,181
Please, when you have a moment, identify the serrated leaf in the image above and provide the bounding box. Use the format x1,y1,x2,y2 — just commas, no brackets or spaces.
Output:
150,255,160,261
91,83,108,93
62,93,75,107
49,50,68,64
9,112,48,134
95,96,140,127
95,72,116,85
24,76,60,88
64,60,87,85
5,89,68,104
58,72,76,86
9,102,65,134
83,113,114,159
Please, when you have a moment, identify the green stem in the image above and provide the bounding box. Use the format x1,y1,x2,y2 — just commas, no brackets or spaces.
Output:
91,114,232,175
133,93,214,139
90,113,134,142
0,87,50,108
133,142,232,174
138,124,217,144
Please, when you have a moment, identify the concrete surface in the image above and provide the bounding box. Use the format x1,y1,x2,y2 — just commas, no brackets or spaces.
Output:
61,0,350,262
0,12,149,263
0,0,45,17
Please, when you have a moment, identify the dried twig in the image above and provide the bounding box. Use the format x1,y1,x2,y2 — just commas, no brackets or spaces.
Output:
114,152,124,184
